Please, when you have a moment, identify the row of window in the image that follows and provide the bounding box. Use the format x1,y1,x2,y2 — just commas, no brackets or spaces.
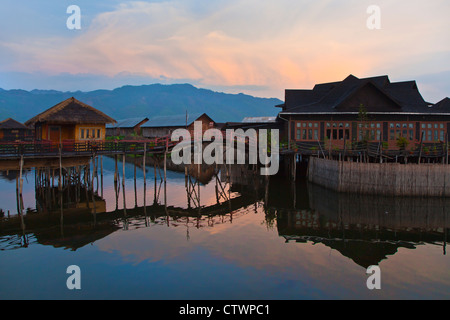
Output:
294,121,448,142
80,128,102,140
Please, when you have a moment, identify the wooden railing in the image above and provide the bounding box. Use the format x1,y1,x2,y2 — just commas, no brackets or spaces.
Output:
0,136,176,158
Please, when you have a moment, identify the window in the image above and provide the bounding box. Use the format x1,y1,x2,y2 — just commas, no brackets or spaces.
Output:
358,122,382,141
79,127,102,140
389,122,415,141
420,123,447,141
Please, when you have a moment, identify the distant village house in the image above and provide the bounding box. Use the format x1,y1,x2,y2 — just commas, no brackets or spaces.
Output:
106,117,149,138
0,118,33,142
141,113,215,138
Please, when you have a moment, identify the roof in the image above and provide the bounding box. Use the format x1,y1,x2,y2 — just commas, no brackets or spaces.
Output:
141,113,213,128
242,116,277,123
279,74,440,115
0,118,30,130
25,97,116,126
430,97,450,113
106,117,149,129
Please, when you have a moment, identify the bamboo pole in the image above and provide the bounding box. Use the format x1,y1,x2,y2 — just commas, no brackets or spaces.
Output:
100,155,104,198
122,153,127,215
59,146,62,190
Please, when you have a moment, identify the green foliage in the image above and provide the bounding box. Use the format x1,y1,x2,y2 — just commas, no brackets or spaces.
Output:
396,136,409,150
357,104,369,123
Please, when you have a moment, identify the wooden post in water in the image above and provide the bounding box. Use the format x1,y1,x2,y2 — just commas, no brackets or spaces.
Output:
114,154,118,185
134,157,137,208
18,156,25,235
59,146,62,190
143,143,147,185
122,153,127,215
100,155,104,198
164,140,168,211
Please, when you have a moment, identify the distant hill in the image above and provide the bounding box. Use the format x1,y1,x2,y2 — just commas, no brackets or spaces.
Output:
0,84,282,123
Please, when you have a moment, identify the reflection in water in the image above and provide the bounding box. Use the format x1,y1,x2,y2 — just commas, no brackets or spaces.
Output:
0,158,266,252
0,158,447,270
272,180,448,268
0,156,448,299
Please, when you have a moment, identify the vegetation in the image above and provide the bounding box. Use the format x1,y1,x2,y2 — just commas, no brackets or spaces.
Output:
396,136,409,150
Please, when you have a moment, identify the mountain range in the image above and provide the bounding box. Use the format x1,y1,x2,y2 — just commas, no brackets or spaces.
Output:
0,84,282,123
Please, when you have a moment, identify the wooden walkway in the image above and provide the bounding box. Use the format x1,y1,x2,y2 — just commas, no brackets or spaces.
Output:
0,137,176,160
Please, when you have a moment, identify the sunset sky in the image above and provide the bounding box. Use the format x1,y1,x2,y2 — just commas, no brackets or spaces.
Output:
0,0,449,101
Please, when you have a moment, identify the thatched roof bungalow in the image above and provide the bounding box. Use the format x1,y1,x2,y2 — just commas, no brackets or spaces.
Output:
0,118,33,142
25,97,116,142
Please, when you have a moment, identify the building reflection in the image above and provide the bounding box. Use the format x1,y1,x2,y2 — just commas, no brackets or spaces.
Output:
272,181,449,268
0,163,265,250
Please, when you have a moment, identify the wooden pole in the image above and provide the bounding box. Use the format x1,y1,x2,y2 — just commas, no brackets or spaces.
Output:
446,135,449,165
100,155,104,198
122,153,127,215
418,131,424,164
59,146,62,190
134,158,137,208
143,143,147,185
18,156,25,235
114,154,118,185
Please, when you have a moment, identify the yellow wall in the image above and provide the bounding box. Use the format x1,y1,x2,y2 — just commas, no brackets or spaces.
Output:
39,123,106,142
74,124,106,141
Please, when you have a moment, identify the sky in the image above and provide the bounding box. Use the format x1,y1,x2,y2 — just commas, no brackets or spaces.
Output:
0,0,449,102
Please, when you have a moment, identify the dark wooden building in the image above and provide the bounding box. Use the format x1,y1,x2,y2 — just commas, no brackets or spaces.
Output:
141,113,215,138
0,118,33,142
277,75,450,149
106,117,149,138
223,116,281,131
25,97,116,143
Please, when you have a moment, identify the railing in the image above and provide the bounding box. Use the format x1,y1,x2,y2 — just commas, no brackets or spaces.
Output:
282,140,450,161
0,136,176,158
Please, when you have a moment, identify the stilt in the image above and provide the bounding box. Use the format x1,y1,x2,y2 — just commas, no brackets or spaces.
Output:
134,158,137,208
143,143,147,186
114,154,118,185
59,146,62,190
18,156,25,236
122,153,127,215
100,155,104,198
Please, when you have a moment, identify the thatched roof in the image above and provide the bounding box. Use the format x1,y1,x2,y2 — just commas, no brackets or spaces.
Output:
0,118,30,130
25,97,116,126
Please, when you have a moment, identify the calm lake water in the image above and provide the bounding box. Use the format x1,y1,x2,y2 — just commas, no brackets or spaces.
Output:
0,156,449,300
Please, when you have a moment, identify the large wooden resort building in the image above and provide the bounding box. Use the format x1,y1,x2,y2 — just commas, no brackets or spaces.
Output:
277,75,450,150
25,97,116,143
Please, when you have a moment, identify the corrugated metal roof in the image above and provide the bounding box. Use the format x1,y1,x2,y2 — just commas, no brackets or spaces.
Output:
141,113,208,128
107,117,148,128
242,117,277,123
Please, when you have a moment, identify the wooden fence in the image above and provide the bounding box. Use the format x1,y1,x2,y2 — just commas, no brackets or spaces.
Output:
0,137,174,159
308,157,450,197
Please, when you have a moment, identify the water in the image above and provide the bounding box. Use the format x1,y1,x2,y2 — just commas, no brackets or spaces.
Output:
0,156,449,300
